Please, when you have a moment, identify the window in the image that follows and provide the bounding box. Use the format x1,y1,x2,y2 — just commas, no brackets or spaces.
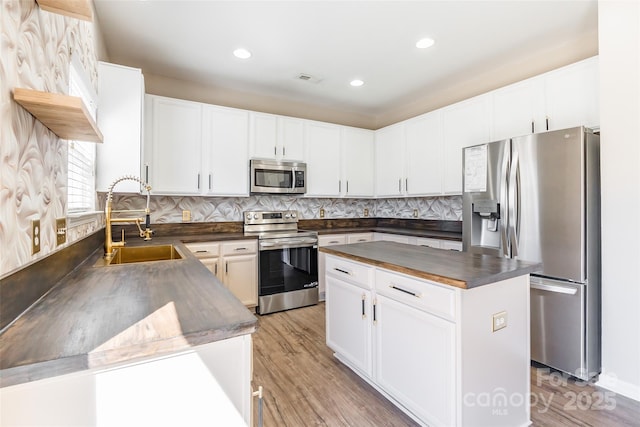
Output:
67,54,97,214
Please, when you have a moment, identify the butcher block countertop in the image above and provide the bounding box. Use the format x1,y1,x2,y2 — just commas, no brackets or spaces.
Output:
0,237,257,388
321,241,541,289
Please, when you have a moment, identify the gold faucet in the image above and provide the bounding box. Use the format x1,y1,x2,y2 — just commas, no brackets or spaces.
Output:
104,176,153,259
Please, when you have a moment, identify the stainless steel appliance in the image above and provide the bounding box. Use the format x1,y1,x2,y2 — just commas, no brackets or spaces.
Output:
250,159,307,194
462,126,601,381
244,210,318,314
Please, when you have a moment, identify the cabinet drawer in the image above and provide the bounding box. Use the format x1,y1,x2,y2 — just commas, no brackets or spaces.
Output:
221,240,257,255
326,255,373,290
184,242,220,258
319,234,347,246
346,233,374,244
375,269,456,320
415,237,441,249
441,240,462,251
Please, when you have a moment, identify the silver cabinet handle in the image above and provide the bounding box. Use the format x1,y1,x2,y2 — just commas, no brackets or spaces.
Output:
398,179,401,192
346,181,349,193
214,264,218,275
361,294,366,319
333,267,352,276
234,247,248,251
405,178,408,193
274,146,277,156
195,250,209,253
339,180,341,193
531,120,535,134
197,173,200,189
209,173,212,190
145,165,149,183
283,146,286,156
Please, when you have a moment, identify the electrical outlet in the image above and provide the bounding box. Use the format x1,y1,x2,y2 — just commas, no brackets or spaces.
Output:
182,210,191,222
363,208,369,217
413,209,419,218
56,218,67,246
319,208,325,218
492,311,508,332
32,219,40,254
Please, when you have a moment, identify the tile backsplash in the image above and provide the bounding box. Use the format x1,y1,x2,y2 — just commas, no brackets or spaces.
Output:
109,194,462,223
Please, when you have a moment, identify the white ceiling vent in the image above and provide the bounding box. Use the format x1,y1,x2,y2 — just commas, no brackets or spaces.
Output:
296,73,322,84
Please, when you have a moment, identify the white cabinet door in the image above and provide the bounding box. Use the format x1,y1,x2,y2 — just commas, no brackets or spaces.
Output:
326,275,373,377
278,116,305,161
145,95,203,195
442,95,491,195
491,78,545,141
342,127,374,197
203,105,249,196
544,56,599,131
249,112,278,160
201,257,222,280
405,111,443,196
317,235,348,301
222,254,258,307
305,121,342,197
374,294,456,427
96,62,144,192
375,124,405,197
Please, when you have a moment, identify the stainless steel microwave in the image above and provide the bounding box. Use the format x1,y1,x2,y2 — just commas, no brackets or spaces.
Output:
250,159,307,194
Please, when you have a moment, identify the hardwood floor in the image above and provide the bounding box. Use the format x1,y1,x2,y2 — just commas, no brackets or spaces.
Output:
252,303,640,426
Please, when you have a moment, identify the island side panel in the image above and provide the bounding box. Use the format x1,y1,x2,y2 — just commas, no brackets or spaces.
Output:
458,275,531,427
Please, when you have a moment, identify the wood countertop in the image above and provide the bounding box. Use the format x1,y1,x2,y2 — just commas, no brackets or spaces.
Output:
0,237,257,388
310,227,462,241
320,241,541,289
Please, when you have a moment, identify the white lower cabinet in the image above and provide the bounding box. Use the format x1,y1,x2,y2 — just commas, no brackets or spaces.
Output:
325,254,530,427
186,240,258,308
374,294,455,426
325,275,373,377
0,335,253,426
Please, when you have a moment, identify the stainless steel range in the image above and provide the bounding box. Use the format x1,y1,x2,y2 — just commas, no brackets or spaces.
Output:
244,210,318,315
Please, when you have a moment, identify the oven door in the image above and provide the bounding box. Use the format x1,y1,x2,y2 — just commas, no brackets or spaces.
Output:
259,245,318,296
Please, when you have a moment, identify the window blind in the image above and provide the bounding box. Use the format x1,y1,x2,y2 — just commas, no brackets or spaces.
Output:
67,54,97,214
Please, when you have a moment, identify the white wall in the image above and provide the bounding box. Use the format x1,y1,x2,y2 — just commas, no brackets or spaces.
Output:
597,0,640,400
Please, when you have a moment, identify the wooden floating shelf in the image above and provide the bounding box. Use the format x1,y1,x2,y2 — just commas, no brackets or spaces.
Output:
13,88,103,143
35,0,93,22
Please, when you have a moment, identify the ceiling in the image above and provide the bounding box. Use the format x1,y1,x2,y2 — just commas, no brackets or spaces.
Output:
93,0,598,128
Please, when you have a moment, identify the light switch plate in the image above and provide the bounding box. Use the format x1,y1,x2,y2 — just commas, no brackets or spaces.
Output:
492,311,508,332
364,208,369,217
56,218,67,246
413,209,419,218
32,219,40,254
320,208,325,218
182,210,191,222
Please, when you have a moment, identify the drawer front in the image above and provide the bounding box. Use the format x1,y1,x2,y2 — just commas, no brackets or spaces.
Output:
184,242,220,258
346,233,374,244
221,240,258,255
326,255,373,290
441,240,462,251
375,269,456,320
415,237,441,249
319,234,347,246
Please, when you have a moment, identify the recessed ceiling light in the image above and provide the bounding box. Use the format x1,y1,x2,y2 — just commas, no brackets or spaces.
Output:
416,38,435,49
233,48,251,59
350,79,364,87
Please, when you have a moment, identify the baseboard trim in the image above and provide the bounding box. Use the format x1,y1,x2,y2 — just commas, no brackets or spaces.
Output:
596,372,640,402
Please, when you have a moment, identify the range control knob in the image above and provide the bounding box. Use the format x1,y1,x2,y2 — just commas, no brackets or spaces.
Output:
253,213,260,219
284,213,291,219
291,212,297,218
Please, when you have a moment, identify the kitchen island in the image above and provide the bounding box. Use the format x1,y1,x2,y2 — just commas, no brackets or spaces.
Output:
0,236,257,426
321,241,541,427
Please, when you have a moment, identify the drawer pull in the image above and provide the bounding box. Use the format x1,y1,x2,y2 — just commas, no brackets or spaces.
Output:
329,241,340,244
361,294,366,319
195,250,209,253
390,284,421,298
373,298,377,324
357,239,366,242
234,247,248,251
334,268,352,276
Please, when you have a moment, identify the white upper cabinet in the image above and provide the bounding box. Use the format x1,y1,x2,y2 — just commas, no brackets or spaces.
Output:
405,110,443,196
145,94,203,195
342,127,374,197
96,62,144,192
375,123,405,197
543,56,599,131
492,56,599,140
202,105,249,196
249,112,305,161
441,95,491,195
305,120,342,197
491,78,545,141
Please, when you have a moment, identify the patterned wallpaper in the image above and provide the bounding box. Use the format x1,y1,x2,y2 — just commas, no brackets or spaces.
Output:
1,1,100,278
109,194,462,223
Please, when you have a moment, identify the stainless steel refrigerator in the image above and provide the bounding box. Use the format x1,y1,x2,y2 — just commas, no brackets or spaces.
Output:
462,126,601,381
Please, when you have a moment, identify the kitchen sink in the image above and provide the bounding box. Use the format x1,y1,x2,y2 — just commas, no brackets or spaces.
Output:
96,244,183,266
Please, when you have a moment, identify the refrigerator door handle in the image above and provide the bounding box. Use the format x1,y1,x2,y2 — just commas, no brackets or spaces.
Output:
509,150,520,257
500,145,510,257
530,281,578,295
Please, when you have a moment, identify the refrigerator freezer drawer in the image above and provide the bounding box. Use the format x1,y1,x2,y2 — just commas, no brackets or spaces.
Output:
530,278,587,379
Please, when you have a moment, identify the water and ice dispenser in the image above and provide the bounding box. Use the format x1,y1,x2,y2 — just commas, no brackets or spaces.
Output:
468,198,502,250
